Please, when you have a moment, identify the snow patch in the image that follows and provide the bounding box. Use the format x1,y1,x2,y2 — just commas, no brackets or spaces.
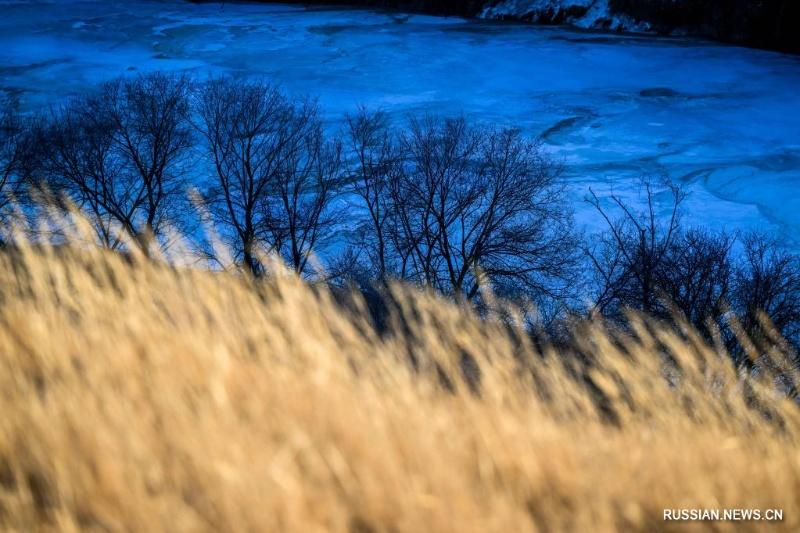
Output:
482,0,648,32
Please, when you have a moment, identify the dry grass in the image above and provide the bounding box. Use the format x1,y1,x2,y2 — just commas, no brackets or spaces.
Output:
0,229,799,532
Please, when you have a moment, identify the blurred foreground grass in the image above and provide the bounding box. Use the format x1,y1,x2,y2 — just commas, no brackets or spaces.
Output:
0,228,799,532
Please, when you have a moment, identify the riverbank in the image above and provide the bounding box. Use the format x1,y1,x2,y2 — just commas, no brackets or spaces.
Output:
213,0,799,54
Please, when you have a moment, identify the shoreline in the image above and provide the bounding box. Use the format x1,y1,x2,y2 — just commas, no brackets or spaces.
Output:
187,0,800,55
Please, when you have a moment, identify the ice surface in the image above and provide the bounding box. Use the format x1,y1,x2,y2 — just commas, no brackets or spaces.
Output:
1,0,799,244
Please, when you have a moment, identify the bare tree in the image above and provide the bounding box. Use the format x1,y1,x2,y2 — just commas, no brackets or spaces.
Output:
0,95,33,231
660,228,735,335
198,78,291,274
264,102,343,274
586,179,685,317
345,107,399,280
102,73,193,248
36,73,192,251
388,116,577,303
198,78,342,275
388,116,480,290
734,233,800,353
587,178,800,359
37,99,126,248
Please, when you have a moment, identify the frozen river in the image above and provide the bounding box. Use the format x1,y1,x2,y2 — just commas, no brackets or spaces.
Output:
2,0,800,242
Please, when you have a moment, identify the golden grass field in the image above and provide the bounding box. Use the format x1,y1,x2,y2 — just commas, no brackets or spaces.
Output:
0,223,799,532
